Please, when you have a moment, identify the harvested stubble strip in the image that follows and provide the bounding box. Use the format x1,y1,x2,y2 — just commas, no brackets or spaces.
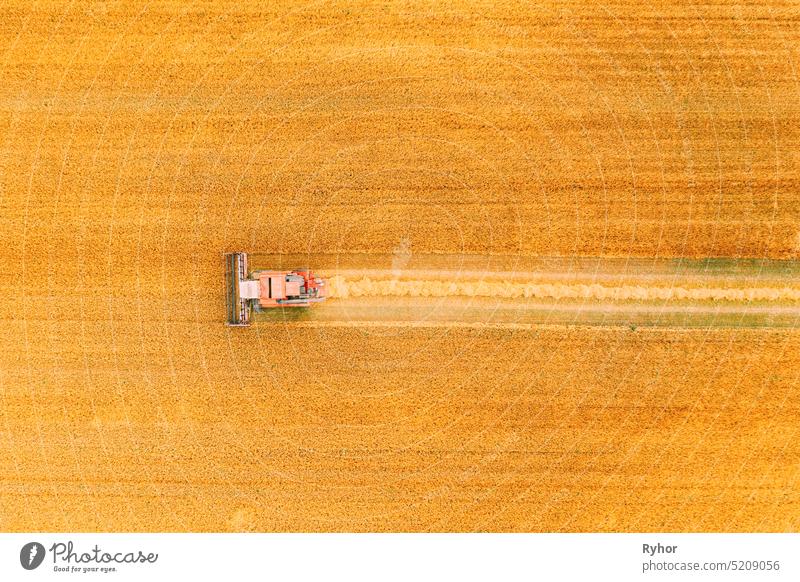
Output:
326,276,800,303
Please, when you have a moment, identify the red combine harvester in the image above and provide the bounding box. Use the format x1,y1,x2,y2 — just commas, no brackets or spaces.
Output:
225,252,326,326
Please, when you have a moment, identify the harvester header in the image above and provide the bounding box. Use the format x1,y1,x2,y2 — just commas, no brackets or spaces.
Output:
225,252,326,326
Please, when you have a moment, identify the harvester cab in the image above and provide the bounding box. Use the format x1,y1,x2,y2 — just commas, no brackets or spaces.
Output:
225,252,326,326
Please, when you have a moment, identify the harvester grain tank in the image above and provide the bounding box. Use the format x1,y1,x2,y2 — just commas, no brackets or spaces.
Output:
225,252,326,326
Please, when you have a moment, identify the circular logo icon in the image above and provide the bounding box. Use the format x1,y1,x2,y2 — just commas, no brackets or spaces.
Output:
20,542,46,570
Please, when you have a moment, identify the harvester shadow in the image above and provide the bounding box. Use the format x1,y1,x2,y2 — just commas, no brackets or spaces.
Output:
253,307,316,323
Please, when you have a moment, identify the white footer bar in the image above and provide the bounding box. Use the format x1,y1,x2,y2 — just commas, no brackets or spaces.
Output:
1,534,797,582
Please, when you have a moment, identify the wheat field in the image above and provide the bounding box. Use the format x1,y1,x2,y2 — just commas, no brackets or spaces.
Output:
0,1,798,531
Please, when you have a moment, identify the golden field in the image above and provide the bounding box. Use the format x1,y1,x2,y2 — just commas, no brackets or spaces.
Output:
0,1,799,531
